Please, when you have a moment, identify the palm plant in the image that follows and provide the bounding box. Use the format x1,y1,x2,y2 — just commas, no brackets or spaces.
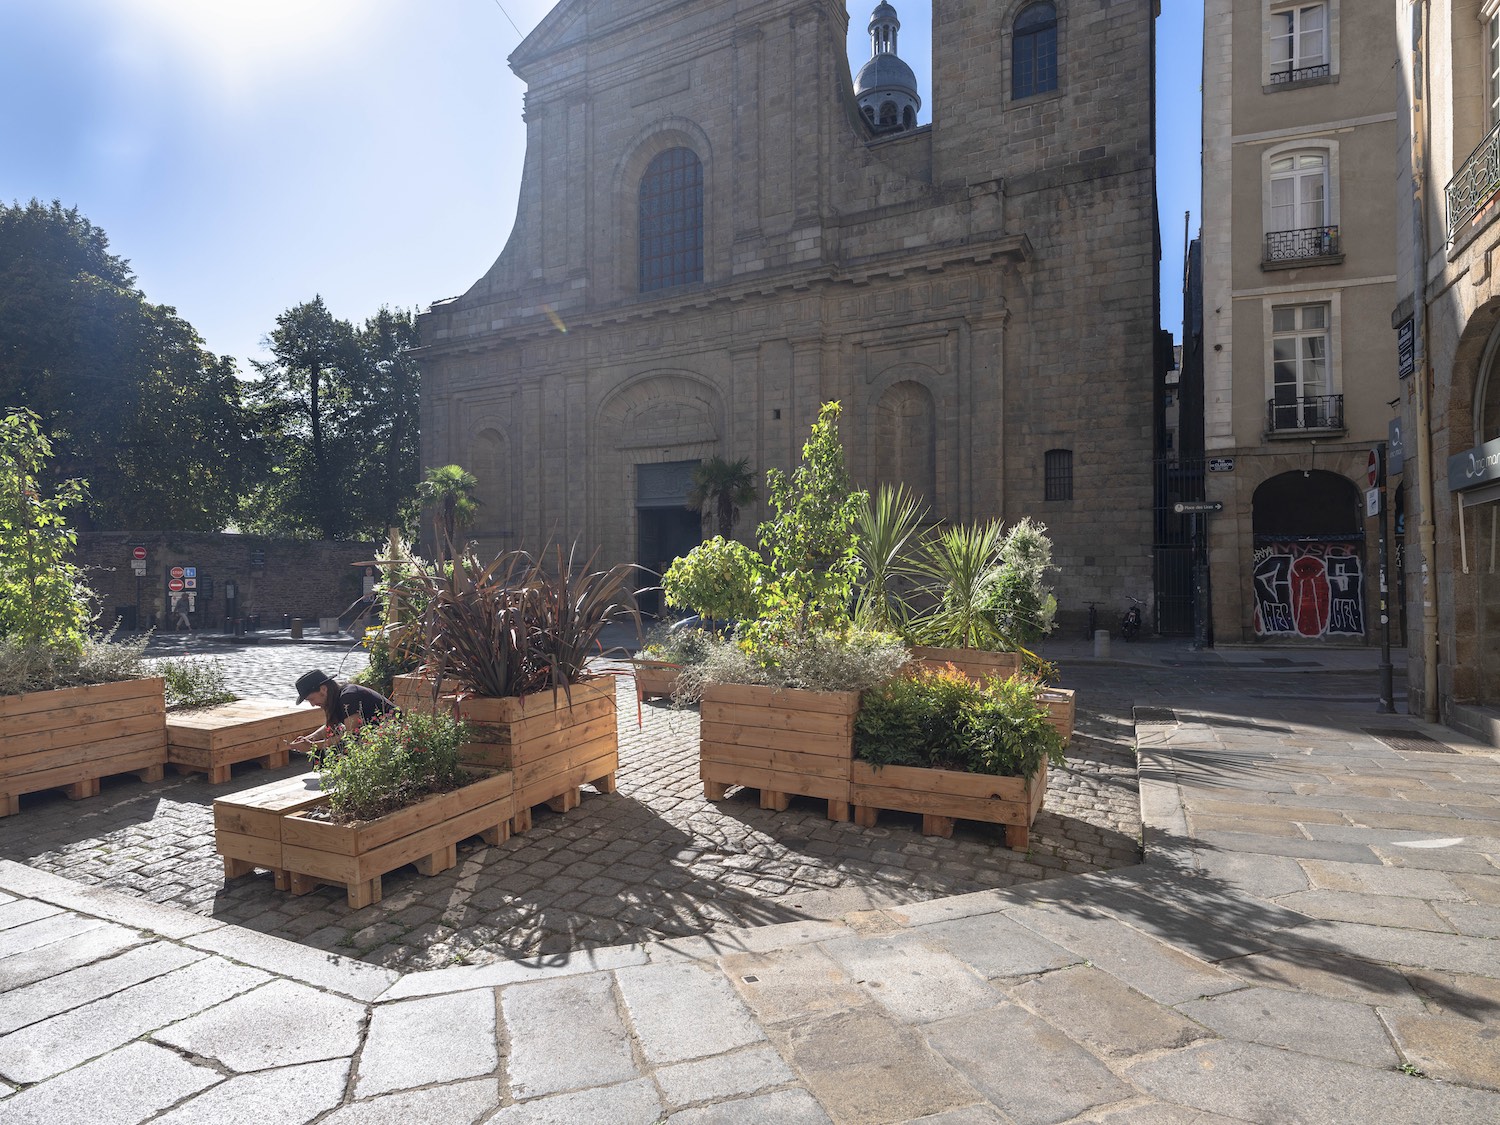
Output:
417,464,479,562
853,484,928,633
911,520,1008,649
686,456,759,537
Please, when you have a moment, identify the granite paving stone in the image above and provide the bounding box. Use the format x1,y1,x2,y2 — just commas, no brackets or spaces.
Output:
151,1058,350,1124
814,932,1001,1024
1380,1007,1500,1090
924,1002,1134,1125
0,1040,220,1125
503,971,638,1098
0,954,267,1083
154,978,367,1071
615,961,765,1064
488,1077,664,1124
0,899,61,931
0,919,145,991
720,944,874,1025
665,1087,832,1124
1177,986,1398,1067
654,1044,797,1108
0,940,203,1035
1299,858,1467,900
1275,888,1457,931
1008,965,1212,1059
355,989,498,1099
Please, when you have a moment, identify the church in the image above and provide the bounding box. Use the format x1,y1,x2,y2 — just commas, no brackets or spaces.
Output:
416,0,1160,627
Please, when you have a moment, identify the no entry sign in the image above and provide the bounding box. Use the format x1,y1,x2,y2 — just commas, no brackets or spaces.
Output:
131,546,147,561
168,578,184,592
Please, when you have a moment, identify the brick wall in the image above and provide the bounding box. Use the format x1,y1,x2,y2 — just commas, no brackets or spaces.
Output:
75,533,375,632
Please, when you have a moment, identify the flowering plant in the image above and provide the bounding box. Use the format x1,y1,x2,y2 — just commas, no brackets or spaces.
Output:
317,711,470,822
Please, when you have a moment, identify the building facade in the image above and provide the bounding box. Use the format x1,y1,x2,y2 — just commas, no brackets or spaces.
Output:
416,0,1159,626
1395,1,1500,736
1199,0,1399,645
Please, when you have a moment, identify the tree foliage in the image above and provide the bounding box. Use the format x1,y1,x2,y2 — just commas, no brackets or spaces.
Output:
0,199,250,530
686,456,758,538
242,298,421,540
417,464,479,561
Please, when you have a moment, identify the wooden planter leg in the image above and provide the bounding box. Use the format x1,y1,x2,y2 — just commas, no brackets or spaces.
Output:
209,765,233,785
545,788,580,814
827,800,850,823
511,806,534,835
0,793,19,818
591,772,617,795
703,781,729,801
415,843,458,876
132,765,165,783
272,869,291,892
346,877,382,910
64,778,100,801
480,820,511,847
921,814,956,839
288,872,320,896
759,789,790,812
222,856,255,878
258,748,290,771
1004,824,1030,851
853,805,879,829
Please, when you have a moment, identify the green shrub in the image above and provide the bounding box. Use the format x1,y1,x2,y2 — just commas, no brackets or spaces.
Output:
0,626,148,697
638,621,712,665
156,657,239,711
672,628,909,703
855,666,1064,779
661,536,763,629
318,711,470,822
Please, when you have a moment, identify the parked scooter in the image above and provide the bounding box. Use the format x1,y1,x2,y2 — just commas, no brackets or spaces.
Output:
1119,596,1143,641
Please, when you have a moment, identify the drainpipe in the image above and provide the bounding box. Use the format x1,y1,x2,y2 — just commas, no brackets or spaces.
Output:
1409,0,1441,722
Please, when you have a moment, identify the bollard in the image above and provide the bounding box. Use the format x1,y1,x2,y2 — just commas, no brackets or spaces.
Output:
1093,628,1111,659
290,618,303,639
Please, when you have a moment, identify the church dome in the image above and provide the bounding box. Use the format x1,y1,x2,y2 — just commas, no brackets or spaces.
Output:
854,52,918,101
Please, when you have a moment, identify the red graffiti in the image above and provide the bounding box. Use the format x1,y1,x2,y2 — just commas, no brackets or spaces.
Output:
1289,556,1330,637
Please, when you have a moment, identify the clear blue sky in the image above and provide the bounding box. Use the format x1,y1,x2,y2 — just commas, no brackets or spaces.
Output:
0,1,1202,369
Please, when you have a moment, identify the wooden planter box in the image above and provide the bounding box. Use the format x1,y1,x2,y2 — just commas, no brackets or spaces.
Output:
908,646,1023,682
168,699,318,783
0,678,167,816
455,676,618,833
389,673,452,716
699,683,858,822
1038,687,1076,749
280,769,514,909
850,759,1049,849
214,771,325,889
631,659,681,702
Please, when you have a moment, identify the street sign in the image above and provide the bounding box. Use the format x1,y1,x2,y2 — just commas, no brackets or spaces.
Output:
184,578,197,590
1367,488,1380,517
1396,317,1415,379
1208,458,1235,473
1367,449,1381,488
170,566,185,579
1389,417,1405,475
168,578,184,592
1173,501,1224,514
183,567,197,578
131,546,147,561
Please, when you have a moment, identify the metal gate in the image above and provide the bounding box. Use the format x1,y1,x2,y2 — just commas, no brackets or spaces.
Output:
1153,456,1207,637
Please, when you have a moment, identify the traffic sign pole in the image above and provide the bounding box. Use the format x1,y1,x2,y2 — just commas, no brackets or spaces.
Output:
1375,443,1395,713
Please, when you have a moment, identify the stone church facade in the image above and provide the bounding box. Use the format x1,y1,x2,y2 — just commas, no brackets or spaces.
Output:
417,0,1159,625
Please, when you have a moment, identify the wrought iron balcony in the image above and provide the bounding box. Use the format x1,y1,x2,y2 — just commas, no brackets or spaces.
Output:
1447,119,1500,240
1268,63,1330,85
1264,226,1340,263
1266,394,1344,434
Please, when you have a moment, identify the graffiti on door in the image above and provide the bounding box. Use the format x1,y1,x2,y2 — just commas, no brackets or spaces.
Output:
1252,541,1364,638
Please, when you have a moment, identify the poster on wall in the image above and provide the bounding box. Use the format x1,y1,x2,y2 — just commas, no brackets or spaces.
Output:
1252,540,1365,638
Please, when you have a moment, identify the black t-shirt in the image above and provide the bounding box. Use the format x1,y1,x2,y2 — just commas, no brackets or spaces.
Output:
329,683,396,726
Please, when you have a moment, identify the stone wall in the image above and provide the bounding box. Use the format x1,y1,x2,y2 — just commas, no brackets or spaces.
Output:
75,532,376,632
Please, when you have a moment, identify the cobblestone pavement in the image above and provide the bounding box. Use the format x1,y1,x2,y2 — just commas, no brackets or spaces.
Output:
0,642,1142,971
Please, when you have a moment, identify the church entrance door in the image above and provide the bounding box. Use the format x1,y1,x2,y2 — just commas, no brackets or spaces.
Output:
636,460,703,617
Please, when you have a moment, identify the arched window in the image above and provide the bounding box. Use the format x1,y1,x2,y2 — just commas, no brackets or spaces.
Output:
1044,448,1072,501
880,101,898,126
1013,3,1059,100
638,147,704,293
863,105,876,123
903,106,916,129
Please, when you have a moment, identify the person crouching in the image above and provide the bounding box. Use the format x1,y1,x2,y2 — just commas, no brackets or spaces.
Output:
287,668,397,757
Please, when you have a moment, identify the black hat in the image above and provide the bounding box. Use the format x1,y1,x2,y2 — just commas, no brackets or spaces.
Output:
295,669,333,704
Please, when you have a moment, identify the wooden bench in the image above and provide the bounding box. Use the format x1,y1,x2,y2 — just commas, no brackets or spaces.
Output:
168,699,318,784
213,771,325,889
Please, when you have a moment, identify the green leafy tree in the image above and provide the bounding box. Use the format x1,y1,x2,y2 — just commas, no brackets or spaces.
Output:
345,308,422,537
750,402,867,644
686,456,758,538
661,536,764,630
0,410,91,651
417,464,480,561
0,199,249,530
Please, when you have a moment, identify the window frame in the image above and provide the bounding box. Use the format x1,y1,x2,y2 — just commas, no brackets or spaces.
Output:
1261,140,1341,267
1263,293,1343,433
1044,448,1073,502
637,147,705,294
1011,2,1060,102
1262,0,1338,90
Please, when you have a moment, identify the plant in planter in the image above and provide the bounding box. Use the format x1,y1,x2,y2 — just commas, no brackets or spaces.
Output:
851,666,1066,847
853,483,928,635
277,710,514,907
413,543,642,831
0,410,165,814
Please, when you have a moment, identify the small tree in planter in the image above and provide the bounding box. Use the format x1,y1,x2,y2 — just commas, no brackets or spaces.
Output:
0,410,165,814
851,666,1065,847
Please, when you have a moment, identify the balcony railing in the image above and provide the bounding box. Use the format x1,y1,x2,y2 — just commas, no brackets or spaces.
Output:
1447,119,1500,241
1268,62,1330,85
1264,226,1340,263
1267,394,1344,434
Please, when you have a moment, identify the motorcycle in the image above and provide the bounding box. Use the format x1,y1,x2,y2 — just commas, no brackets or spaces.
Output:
1119,598,1143,641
